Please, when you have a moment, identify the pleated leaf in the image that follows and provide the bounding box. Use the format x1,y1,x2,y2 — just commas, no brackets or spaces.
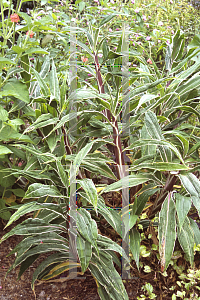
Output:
179,173,200,217
126,139,184,163
158,193,176,272
77,178,98,212
97,197,122,236
177,216,194,265
175,193,191,230
145,111,172,162
6,243,69,275
8,232,68,258
5,202,66,228
81,160,117,180
30,66,49,96
189,217,200,246
42,261,82,280
97,234,129,263
130,228,140,270
23,183,65,199
31,253,69,289
130,162,189,172
77,208,98,248
50,59,60,101
1,218,65,242
77,235,92,273
89,251,129,300
100,174,152,194
56,160,69,188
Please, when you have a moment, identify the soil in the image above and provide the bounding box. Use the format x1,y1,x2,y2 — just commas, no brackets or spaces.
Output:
0,215,200,300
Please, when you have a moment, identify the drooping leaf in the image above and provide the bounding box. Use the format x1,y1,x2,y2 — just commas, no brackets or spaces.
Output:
42,261,81,280
130,162,189,172
97,196,122,236
130,228,140,270
77,235,92,273
179,173,200,217
0,106,9,122
1,218,66,242
175,193,191,230
0,145,13,155
100,174,152,194
158,193,176,272
31,252,69,289
23,183,65,199
77,208,98,249
189,217,200,246
50,59,60,102
5,202,66,228
77,178,98,212
177,216,194,265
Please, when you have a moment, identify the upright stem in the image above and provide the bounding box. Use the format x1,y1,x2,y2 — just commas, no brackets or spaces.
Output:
94,53,125,179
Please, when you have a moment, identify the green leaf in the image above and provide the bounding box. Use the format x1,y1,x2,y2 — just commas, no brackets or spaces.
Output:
129,214,138,231
136,94,157,112
188,34,200,49
10,189,25,197
0,199,11,220
158,193,176,271
0,57,16,65
24,47,49,55
41,35,53,47
135,184,160,216
1,218,65,242
77,208,98,248
130,228,140,270
56,160,69,188
50,59,60,102
42,260,81,280
141,125,156,156
189,217,200,246
81,160,117,180
100,174,152,194
45,112,83,137
97,196,122,236
177,216,194,265
31,252,69,289
97,234,129,262
24,183,65,199
77,178,98,212
145,111,172,162
89,251,129,300
125,139,184,164
2,78,30,103
0,126,33,143
8,243,69,276
30,66,49,96
179,173,200,217
0,169,16,187
77,235,92,273
130,162,189,172
99,13,117,27
24,116,59,133
0,106,9,122
107,51,122,60
175,194,191,230
72,141,95,178
0,145,13,155
78,1,85,12
5,202,66,228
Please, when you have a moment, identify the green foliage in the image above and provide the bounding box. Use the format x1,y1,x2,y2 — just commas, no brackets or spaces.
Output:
0,1,200,300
